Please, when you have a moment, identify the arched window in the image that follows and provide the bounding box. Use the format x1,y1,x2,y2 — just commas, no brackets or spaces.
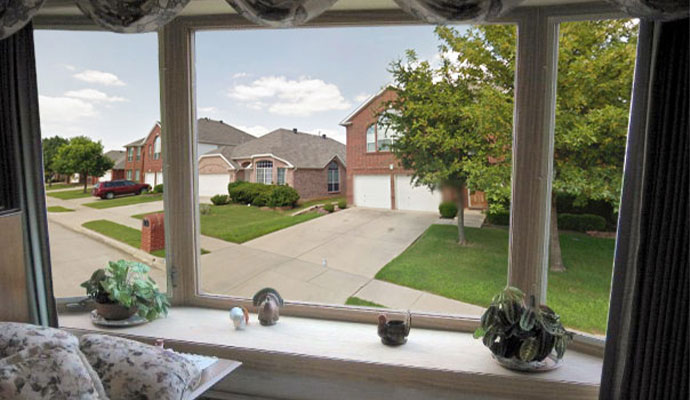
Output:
376,115,398,152
366,124,376,152
327,161,339,192
153,136,161,160
256,160,273,184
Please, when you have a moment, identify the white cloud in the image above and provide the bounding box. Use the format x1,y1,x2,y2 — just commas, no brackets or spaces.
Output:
62,64,76,71
64,88,127,103
73,69,125,86
198,106,219,114
227,76,351,117
39,95,98,132
236,124,271,137
232,72,250,79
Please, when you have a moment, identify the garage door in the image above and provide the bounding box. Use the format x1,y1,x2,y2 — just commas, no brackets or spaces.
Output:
354,175,391,209
101,171,112,182
155,172,163,185
145,173,155,186
395,175,441,212
199,174,229,197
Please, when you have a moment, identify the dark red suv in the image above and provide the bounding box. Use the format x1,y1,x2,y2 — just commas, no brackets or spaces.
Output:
92,180,151,200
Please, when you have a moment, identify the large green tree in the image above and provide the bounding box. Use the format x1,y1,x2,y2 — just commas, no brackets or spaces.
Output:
42,135,69,185
53,136,114,193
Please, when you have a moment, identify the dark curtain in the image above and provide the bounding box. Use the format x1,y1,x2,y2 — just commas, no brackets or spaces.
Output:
0,24,57,327
600,18,689,400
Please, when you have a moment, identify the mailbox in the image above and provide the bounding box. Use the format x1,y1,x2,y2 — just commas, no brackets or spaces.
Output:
141,213,165,253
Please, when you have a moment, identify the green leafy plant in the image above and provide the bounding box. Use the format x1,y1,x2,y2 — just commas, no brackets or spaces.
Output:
210,194,230,205
323,203,335,213
337,199,347,209
199,204,212,215
153,184,164,194
81,260,169,321
486,210,510,226
439,201,458,219
557,213,607,232
474,287,573,362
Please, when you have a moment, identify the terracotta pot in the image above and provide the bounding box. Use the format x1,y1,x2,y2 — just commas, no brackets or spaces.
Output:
95,302,137,321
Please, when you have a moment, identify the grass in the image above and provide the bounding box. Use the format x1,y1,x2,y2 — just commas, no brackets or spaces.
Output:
47,189,92,200
294,196,345,212
133,204,323,243
84,194,163,209
45,183,82,191
82,220,209,256
375,225,615,334
47,206,74,212
346,297,385,308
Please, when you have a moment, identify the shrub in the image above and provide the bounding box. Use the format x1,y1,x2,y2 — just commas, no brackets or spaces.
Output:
153,184,164,194
227,181,247,194
337,199,347,209
324,203,335,213
210,194,230,206
439,201,458,219
199,204,211,215
487,210,510,226
557,213,607,232
268,185,300,207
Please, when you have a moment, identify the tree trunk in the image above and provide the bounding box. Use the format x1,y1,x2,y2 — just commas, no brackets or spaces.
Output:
456,185,467,245
549,194,565,271
82,172,88,193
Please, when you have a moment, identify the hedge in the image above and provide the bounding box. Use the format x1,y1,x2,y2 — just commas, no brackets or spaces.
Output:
210,194,230,205
153,184,163,194
228,181,300,207
557,213,607,232
438,201,458,219
486,210,510,226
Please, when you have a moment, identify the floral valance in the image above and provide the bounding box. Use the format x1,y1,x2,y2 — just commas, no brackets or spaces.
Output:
1,0,689,40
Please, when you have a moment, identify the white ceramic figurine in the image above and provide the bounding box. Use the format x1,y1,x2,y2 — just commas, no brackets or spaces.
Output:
230,306,249,330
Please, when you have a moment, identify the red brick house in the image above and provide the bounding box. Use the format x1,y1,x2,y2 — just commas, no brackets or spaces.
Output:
340,86,488,212
198,128,346,200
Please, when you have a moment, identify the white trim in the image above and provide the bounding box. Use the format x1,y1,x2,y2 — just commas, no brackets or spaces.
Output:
238,153,295,168
339,84,395,126
199,153,236,170
321,154,346,169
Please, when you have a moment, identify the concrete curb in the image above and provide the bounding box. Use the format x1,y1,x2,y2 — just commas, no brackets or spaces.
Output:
49,217,167,272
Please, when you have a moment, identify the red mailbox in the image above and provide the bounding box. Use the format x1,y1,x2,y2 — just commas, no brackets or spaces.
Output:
141,213,165,253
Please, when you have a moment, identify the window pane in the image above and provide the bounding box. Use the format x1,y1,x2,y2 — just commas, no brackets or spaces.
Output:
366,124,376,152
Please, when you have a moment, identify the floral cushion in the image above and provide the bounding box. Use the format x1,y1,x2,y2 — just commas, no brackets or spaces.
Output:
0,322,79,358
0,342,108,399
80,334,201,400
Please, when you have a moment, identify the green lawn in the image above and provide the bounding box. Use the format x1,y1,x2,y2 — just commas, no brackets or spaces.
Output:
375,225,614,334
47,206,74,212
346,297,385,308
82,220,209,257
84,194,163,209
45,183,82,191
133,204,323,244
47,189,92,200
294,196,345,212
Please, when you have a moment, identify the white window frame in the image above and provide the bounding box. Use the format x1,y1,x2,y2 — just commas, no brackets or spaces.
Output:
136,147,141,160
277,167,286,185
153,136,161,160
126,169,132,180
135,169,140,181
327,161,340,193
255,160,273,184
127,147,133,162
366,124,376,152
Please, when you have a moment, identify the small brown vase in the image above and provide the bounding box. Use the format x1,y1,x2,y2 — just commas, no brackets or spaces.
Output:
95,302,137,321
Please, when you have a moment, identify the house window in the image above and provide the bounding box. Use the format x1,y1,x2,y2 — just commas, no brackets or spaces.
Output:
366,124,376,152
136,147,141,160
327,161,340,192
277,168,286,185
376,117,396,152
256,160,273,184
135,170,140,181
153,136,161,160
127,147,133,161
126,170,132,180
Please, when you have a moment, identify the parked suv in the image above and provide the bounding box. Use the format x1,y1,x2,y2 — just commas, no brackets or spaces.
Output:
92,180,151,200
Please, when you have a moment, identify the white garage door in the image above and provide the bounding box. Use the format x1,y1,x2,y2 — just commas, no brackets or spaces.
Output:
101,171,112,182
145,173,155,186
395,175,441,212
354,175,391,209
199,174,229,197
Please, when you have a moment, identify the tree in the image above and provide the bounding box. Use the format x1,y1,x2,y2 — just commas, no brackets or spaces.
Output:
416,20,636,269
42,136,69,185
53,136,114,193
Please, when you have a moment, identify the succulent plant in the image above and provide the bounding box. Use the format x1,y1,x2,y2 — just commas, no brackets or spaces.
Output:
474,286,573,362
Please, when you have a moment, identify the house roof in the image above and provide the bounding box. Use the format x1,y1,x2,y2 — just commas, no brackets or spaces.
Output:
198,118,255,146
201,146,239,168
104,150,126,170
124,137,146,147
339,84,396,126
229,129,346,169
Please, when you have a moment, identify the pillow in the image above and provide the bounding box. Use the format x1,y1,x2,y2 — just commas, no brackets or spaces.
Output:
0,342,107,400
0,322,79,358
80,334,201,400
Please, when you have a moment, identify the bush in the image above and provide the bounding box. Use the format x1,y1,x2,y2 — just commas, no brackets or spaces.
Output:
268,185,300,207
557,213,607,232
439,201,458,219
324,203,335,213
337,199,347,209
199,204,211,215
228,182,300,208
486,210,510,226
153,184,163,194
210,194,230,206
227,181,246,194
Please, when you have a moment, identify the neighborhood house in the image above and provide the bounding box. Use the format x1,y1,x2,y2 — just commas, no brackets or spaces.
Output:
341,86,488,212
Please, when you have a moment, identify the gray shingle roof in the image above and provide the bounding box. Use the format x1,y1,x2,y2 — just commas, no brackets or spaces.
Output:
229,129,346,169
124,137,146,147
202,146,239,168
198,118,255,146
105,150,126,170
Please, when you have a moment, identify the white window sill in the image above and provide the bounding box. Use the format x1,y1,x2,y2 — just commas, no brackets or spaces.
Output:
59,307,601,399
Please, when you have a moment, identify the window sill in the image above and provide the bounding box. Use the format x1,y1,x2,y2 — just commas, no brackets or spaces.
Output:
59,307,601,399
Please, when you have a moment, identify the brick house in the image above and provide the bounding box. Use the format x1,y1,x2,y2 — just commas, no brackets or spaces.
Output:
101,150,126,181
198,128,346,200
340,86,488,212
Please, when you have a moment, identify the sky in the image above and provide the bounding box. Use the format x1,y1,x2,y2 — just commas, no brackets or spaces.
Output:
34,25,467,151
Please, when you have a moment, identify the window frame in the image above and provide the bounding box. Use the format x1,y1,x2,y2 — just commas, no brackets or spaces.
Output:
366,123,376,152
126,170,132,180
277,167,286,185
136,146,141,160
135,169,140,181
255,160,273,184
327,161,340,193
127,147,133,162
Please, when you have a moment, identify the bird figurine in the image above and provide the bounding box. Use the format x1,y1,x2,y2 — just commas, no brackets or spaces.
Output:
230,306,249,330
252,288,284,326
377,311,412,346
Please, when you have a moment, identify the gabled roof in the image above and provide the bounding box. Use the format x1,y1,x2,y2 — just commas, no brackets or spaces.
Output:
197,118,255,146
104,150,126,170
339,84,396,126
229,129,346,169
124,137,146,147
201,146,239,169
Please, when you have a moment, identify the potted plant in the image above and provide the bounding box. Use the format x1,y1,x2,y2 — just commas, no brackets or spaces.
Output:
81,260,169,321
474,286,573,371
